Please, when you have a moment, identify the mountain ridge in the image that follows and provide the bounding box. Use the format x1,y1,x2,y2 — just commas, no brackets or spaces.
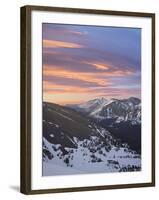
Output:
67,97,141,125
42,101,141,176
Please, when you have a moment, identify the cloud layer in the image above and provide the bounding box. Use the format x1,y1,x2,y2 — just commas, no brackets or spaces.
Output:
42,23,141,105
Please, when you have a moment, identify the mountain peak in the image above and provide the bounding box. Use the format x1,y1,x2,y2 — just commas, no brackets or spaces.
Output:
97,97,107,104
68,97,141,124
100,97,108,103
88,97,107,103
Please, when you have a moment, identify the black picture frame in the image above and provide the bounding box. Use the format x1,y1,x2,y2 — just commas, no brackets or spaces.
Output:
20,5,155,194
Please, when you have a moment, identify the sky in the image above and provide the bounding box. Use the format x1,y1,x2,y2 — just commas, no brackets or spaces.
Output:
42,23,141,105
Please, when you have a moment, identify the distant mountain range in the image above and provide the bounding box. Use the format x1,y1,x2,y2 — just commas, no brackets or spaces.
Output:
42,97,141,176
67,97,141,125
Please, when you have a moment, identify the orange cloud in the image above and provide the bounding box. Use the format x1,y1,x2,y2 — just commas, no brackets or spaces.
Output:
93,63,110,70
43,63,135,105
43,81,97,94
43,80,138,95
43,81,140,105
43,65,134,87
43,65,110,86
85,62,110,70
84,61,134,75
43,81,103,105
43,39,83,48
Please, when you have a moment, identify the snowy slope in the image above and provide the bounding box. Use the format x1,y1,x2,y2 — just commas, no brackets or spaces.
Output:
43,129,141,176
42,102,141,176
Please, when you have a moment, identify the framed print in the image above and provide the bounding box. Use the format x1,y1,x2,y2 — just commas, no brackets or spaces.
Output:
20,5,155,194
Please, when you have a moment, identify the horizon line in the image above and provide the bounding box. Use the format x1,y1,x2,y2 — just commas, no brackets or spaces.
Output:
43,96,141,106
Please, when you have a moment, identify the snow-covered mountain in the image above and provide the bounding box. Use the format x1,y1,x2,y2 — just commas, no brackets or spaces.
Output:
77,97,109,113
42,102,141,176
68,97,141,125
